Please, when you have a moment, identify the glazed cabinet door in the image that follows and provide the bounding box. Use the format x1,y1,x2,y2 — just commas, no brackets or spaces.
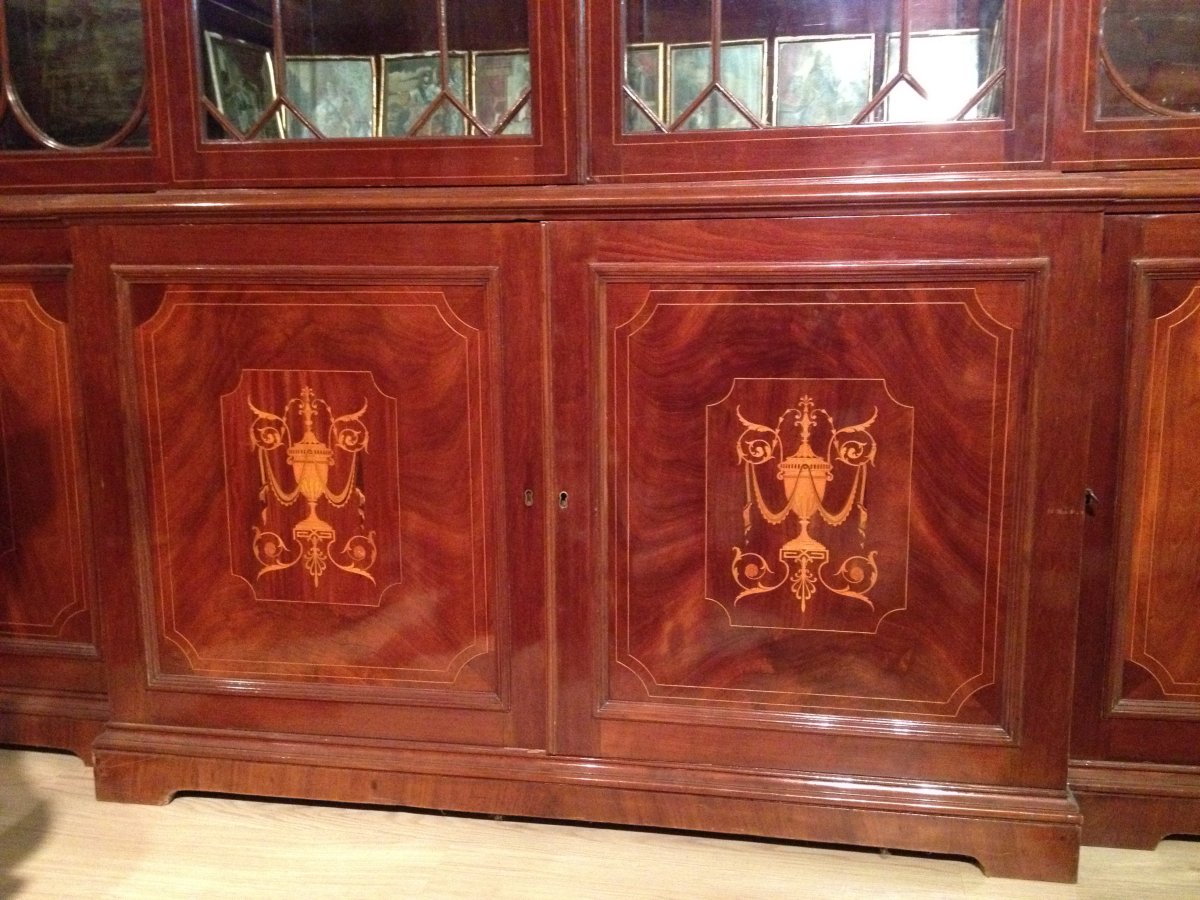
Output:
1055,1,1200,168
90,223,547,803
160,0,575,186
1072,215,1200,846
0,1,166,189
549,213,1098,881
590,0,1051,180
0,226,105,759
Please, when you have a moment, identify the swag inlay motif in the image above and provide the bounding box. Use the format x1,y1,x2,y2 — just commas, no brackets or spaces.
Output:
249,385,377,587
731,394,878,613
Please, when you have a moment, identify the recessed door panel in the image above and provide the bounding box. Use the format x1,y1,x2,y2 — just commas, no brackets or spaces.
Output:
0,276,93,654
551,214,1094,786
132,281,496,696
1123,275,1200,704
606,278,1028,727
1094,255,1200,726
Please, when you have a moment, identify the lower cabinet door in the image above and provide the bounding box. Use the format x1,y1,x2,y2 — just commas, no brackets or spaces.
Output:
0,228,106,760
91,223,547,801
549,214,1099,881
1072,214,1200,847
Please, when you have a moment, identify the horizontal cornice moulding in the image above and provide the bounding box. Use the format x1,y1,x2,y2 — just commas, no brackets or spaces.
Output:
2,170,1200,223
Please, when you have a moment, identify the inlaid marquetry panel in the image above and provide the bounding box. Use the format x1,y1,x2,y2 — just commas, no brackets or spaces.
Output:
709,377,912,634
1114,264,1200,715
221,369,401,607
0,282,91,647
605,269,1040,727
128,278,496,696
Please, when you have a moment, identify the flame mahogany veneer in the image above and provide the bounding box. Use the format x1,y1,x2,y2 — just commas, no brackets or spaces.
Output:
5,182,1200,885
3,0,1200,883
0,212,1092,883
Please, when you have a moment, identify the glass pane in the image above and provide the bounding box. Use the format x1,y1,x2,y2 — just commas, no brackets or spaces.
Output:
380,52,468,137
625,43,665,131
472,50,531,135
667,41,765,130
624,0,1008,134
196,0,532,141
1100,0,1200,117
2,0,148,150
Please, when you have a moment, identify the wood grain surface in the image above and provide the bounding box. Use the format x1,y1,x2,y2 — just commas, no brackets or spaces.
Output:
1070,214,1200,848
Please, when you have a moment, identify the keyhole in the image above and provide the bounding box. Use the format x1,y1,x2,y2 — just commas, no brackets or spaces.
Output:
558,491,569,509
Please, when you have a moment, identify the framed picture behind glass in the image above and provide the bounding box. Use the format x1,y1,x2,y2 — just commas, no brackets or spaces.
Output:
472,50,532,135
380,51,469,137
773,35,875,127
667,40,766,130
204,31,283,139
285,56,376,138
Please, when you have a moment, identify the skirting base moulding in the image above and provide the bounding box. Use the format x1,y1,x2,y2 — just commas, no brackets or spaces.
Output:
93,725,1083,882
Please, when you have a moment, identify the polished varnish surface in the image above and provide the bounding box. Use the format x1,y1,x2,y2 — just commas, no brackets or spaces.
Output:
7,0,1200,883
1071,213,1200,847
86,222,547,748
0,226,106,759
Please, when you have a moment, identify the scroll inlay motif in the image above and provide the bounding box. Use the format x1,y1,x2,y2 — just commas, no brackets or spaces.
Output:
249,386,377,587
705,377,913,635
731,395,878,613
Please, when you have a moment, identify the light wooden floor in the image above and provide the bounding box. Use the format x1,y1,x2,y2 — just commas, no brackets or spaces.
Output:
2,748,1198,899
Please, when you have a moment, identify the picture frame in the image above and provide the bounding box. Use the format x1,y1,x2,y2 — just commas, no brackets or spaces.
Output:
624,42,665,133
471,50,532,135
667,40,766,131
773,34,875,127
882,29,983,123
284,55,376,139
204,30,282,139
380,51,469,138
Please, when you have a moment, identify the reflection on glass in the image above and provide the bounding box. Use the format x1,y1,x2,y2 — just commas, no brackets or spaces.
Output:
196,0,532,142
625,43,664,132
624,0,1007,134
2,0,148,150
774,35,873,127
884,30,983,123
1100,0,1200,116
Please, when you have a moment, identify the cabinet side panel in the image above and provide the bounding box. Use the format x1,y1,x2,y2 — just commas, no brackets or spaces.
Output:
0,255,106,760
1117,266,1200,713
0,276,94,656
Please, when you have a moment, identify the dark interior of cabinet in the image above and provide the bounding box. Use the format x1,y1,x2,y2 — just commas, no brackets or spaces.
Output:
197,0,529,56
1,0,148,149
625,0,1001,43
1100,0,1200,115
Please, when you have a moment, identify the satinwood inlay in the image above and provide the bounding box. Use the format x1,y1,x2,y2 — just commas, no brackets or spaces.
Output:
712,378,912,634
